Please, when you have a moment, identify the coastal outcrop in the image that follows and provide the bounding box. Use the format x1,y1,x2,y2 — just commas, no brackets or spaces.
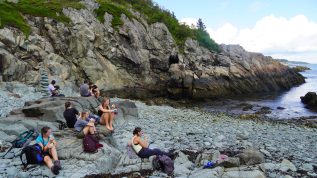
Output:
0,0,304,100
301,92,317,111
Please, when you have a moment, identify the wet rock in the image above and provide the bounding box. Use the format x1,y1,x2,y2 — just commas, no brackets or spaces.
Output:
300,92,317,111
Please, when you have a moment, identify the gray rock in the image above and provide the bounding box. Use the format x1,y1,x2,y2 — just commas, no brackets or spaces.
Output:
280,159,297,172
222,170,265,178
236,149,265,166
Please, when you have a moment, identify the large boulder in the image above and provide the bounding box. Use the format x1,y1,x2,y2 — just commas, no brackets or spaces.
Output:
300,92,317,111
21,97,138,123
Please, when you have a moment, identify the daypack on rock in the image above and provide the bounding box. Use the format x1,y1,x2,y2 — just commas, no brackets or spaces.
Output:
13,129,38,148
83,134,103,153
152,155,174,175
20,144,44,168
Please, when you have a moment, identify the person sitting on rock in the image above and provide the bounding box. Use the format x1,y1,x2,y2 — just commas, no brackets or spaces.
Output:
36,126,61,175
48,80,65,97
92,84,101,98
63,101,79,128
130,127,172,159
80,80,91,97
48,80,57,96
98,97,116,131
74,111,96,139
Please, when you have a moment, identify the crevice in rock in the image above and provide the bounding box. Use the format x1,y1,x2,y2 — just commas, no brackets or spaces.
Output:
169,54,179,66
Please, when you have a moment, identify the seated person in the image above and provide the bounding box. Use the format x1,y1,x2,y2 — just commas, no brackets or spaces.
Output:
130,127,172,159
48,80,64,97
63,101,79,128
98,97,117,131
92,85,100,98
36,126,61,175
48,80,56,96
80,80,91,97
74,111,96,139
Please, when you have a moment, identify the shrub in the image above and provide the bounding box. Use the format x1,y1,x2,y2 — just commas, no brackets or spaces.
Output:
0,0,83,36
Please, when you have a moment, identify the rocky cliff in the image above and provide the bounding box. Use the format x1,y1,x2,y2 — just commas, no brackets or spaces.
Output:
0,0,304,99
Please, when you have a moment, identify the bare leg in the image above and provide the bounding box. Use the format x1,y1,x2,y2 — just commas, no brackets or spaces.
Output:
49,146,58,161
82,126,90,135
109,113,115,130
44,156,53,168
88,126,95,134
104,113,111,130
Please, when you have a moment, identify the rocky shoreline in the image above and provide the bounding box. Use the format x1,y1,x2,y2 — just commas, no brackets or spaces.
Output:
0,84,316,178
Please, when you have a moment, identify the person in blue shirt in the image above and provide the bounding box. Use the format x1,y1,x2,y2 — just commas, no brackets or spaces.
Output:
74,111,97,139
36,126,61,175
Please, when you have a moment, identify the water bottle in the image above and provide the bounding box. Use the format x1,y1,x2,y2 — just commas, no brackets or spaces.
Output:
203,161,216,169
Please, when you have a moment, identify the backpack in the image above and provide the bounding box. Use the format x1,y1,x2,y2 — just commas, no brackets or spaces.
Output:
20,144,44,168
12,129,38,148
152,155,174,175
83,135,103,153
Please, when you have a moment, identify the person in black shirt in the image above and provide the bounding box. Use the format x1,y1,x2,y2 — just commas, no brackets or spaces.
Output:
63,102,79,128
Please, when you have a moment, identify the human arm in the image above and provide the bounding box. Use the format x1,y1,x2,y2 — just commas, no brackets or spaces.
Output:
99,105,113,113
135,137,149,148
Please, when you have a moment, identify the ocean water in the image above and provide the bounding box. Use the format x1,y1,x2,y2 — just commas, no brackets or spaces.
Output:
203,64,317,119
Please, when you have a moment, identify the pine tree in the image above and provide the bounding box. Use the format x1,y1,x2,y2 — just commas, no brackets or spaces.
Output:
196,18,206,31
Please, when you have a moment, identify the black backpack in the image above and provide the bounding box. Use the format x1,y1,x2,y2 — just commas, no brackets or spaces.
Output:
20,144,44,168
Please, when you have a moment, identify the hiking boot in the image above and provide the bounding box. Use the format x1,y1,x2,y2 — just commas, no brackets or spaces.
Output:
54,160,62,170
51,166,59,175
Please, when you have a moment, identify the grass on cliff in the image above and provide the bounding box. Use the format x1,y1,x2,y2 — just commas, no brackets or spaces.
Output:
95,0,135,29
0,0,83,36
95,0,220,52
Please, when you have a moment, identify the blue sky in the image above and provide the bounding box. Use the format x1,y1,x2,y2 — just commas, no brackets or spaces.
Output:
154,0,317,63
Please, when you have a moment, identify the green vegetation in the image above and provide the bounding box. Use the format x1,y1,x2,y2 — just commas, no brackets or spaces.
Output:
0,0,219,52
0,0,83,36
95,0,134,29
96,0,220,52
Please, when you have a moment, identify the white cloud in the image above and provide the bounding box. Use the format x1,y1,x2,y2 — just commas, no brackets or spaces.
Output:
180,18,197,27
181,15,317,63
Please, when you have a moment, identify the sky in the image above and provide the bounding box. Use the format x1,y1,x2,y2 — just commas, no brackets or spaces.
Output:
154,0,317,63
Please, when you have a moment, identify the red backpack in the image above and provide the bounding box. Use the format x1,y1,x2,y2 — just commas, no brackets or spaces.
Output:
83,135,103,153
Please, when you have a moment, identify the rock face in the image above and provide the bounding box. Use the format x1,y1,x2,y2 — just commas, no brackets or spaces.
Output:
300,92,317,111
0,0,304,99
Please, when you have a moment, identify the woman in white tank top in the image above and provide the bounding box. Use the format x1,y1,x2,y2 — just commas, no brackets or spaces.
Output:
131,127,172,159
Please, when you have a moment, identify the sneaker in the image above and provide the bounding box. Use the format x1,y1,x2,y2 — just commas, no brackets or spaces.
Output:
51,166,59,175
54,160,61,170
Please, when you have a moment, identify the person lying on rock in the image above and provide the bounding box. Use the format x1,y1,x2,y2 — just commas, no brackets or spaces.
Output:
36,126,61,175
130,127,172,159
80,80,91,97
98,97,117,131
74,111,97,139
63,101,79,128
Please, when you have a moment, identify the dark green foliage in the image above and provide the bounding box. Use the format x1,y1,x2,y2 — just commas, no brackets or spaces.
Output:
0,0,83,36
95,0,134,29
194,29,220,53
96,0,219,52
196,18,206,31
